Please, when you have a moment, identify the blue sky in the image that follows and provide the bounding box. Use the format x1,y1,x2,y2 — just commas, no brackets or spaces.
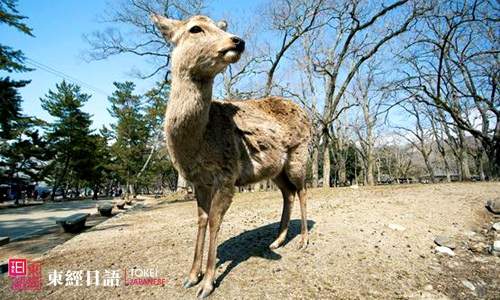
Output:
2,0,261,130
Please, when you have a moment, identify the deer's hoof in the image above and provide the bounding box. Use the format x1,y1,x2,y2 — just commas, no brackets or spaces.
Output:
298,236,309,250
197,284,214,299
269,238,284,250
184,273,203,289
183,279,195,289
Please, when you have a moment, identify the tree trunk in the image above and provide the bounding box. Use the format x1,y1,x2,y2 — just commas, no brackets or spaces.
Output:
444,158,452,182
477,153,485,181
484,144,500,179
376,156,381,183
311,139,319,188
125,181,130,201
459,137,471,181
322,132,331,188
337,152,347,185
366,136,375,186
423,156,436,183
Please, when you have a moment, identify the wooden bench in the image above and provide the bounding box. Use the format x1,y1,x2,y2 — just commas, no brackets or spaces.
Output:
0,236,10,246
56,213,90,233
116,201,125,209
97,204,113,217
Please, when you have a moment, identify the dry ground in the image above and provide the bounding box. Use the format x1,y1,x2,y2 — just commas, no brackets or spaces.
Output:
1,182,499,300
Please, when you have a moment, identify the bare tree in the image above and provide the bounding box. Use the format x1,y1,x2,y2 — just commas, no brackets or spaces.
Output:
310,0,429,186
259,0,330,96
435,107,472,181
398,0,499,178
293,33,323,187
377,137,414,181
351,62,387,185
395,100,436,182
427,106,453,182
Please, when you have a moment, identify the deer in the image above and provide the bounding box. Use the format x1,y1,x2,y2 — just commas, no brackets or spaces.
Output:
150,14,311,298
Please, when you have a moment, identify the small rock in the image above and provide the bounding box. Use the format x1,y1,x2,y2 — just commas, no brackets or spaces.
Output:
388,224,406,231
435,246,455,256
458,242,469,250
490,241,500,256
469,242,489,253
423,284,433,291
465,230,476,237
486,199,500,214
434,236,457,249
492,222,500,231
461,280,475,291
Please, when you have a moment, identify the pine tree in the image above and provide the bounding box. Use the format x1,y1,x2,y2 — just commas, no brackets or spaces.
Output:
0,117,49,184
140,83,178,193
108,81,149,199
0,0,34,139
40,81,95,200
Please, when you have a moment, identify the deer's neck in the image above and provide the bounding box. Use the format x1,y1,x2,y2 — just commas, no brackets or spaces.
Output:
165,73,214,162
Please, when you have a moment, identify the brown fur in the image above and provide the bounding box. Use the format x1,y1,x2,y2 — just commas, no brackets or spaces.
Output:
150,14,311,298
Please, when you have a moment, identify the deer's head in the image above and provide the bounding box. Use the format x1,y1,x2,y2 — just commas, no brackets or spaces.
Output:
151,14,245,79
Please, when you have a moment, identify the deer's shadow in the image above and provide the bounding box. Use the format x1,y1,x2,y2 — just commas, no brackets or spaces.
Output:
215,219,315,287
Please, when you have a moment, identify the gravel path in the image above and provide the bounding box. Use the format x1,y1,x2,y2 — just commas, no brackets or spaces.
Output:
0,182,499,299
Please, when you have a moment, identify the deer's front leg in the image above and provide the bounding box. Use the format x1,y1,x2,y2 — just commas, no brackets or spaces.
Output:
197,185,234,299
184,185,212,289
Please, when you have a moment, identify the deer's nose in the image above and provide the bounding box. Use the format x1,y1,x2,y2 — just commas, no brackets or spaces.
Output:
232,36,245,52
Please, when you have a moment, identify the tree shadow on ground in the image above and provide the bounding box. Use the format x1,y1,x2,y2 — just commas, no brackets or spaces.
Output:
215,219,315,287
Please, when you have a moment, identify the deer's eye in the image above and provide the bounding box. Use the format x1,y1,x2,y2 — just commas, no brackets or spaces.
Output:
189,26,203,34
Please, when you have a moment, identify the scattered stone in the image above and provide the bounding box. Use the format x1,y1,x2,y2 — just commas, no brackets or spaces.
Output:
492,222,500,231
434,236,457,250
490,241,500,256
486,199,500,214
461,280,475,291
388,224,406,231
423,284,434,291
465,230,476,237
469,242,490,253
435,246,455,256
458,242,469,250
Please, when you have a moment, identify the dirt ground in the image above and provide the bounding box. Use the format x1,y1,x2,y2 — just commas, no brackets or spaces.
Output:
1,182,499,300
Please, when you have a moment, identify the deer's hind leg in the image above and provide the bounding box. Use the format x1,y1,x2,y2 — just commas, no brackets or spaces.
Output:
284,143,309,249
270,171,296,250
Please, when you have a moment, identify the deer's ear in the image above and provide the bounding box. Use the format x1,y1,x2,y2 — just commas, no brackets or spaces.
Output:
150,13,183,43
216,20,228,31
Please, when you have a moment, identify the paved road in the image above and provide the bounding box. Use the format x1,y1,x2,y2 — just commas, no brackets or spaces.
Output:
0,199,114,240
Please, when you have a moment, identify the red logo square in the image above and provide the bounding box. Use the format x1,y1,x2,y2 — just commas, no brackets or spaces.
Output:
8,258,27,277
